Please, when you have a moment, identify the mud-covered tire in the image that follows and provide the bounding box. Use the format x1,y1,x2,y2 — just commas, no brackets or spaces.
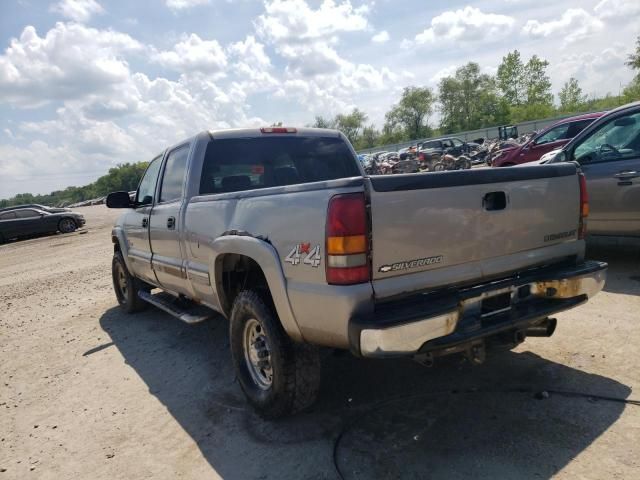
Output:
230,290,321,419
58,217,77,234
112,251,149,313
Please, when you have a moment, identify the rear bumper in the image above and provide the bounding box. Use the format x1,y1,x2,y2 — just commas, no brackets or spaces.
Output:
349,260,607,358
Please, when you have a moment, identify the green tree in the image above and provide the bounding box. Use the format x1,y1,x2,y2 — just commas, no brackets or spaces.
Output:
524,55,553,106
438,62,507,133
497,50,526,105
384,86,435,140
626,35,640,80
311,115,335,129
355,125,380,149
559,77,587,112
334,108,368,145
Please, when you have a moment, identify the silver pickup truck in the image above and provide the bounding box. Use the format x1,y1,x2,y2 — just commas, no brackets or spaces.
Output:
107,127,607,418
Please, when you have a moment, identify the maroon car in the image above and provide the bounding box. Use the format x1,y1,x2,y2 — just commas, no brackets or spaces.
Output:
492,112,605,167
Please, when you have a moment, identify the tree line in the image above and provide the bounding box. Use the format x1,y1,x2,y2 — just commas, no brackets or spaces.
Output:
0,162,149,208
313,40,640,150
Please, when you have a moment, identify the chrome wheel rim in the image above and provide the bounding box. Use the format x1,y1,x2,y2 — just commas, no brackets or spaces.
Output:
115,263,128,299
243,318,273,390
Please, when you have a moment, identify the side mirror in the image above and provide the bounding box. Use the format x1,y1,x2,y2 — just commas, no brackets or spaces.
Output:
106,191,133,209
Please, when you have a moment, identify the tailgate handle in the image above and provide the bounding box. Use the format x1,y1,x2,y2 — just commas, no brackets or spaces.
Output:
483,191,507,211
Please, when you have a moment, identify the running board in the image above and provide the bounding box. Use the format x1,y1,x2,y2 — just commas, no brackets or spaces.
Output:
138,290,214,324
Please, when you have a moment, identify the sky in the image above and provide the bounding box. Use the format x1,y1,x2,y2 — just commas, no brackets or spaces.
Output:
0,0,638,197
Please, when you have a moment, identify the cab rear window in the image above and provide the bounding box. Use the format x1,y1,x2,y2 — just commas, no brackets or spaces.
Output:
199,136,359,194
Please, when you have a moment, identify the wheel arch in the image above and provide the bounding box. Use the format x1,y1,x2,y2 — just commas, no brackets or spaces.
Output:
111,227,134,273
210,236,303,342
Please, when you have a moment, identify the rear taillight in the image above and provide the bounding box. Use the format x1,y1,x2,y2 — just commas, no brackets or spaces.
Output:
326,193,370,285
578,173,589,239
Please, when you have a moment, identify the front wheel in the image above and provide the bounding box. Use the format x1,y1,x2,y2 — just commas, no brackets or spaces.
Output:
112,251,149,313
58,217,77,234
230,290,321,419
433,162,445,171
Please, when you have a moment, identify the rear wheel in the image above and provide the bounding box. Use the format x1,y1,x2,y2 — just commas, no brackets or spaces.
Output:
58,217,77,234
230,290,321,419
433,162,445,171
112,251,149,313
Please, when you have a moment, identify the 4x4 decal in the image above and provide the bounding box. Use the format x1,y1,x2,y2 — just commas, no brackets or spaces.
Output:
285,243,321,267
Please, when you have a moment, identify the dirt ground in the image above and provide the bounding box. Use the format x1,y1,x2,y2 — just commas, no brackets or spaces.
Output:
1,205,639,479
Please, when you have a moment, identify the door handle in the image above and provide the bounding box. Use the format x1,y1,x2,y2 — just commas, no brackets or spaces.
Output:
142,217,148,228
167,216,176,229
613,171,638,179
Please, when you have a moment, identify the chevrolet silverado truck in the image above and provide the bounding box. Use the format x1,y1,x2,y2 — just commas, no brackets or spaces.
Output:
106,127,607,418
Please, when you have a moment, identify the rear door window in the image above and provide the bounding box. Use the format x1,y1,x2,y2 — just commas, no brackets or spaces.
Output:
199,136,359,194
15,210,39,218
0,212,16,220
566,119,595,138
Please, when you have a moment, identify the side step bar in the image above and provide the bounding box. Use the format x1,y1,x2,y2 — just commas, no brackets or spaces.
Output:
138,290,214,324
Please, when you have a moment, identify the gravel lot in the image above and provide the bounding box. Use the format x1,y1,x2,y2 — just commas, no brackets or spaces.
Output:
1,205,639,479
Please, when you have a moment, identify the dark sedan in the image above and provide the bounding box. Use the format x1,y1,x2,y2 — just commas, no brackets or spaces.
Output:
0,208,85,243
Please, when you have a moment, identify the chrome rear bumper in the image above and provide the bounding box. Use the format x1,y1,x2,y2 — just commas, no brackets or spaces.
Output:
351,260,607,358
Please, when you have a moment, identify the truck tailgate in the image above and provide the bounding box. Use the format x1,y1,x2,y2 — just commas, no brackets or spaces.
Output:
367,163,583,298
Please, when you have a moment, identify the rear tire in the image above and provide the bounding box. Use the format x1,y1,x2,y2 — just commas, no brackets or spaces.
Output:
58,217,77,234
112,251,149,313
433,162,445,171
230,290,321,419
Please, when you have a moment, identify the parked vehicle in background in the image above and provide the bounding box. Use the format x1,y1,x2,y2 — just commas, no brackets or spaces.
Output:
0,204,72,214
418,137,472,170
0,208,85,243
492,112,604,167
392,155,420,173
549,102,640,237
433,153,472,171
106,126,606,418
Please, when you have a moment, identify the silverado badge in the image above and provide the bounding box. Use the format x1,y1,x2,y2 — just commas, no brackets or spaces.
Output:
379,255,444,273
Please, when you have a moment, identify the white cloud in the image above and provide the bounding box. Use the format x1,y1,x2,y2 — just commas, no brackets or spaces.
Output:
50,0,104,22
552,45,632,95
152,34,227,73
227,35,278,90
255,0,393,113
405,6,514,47
0,23,143,107
371,30,389,44
255,0,368,43
166,0,210,11
523,8,603,44
594,0,640,21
